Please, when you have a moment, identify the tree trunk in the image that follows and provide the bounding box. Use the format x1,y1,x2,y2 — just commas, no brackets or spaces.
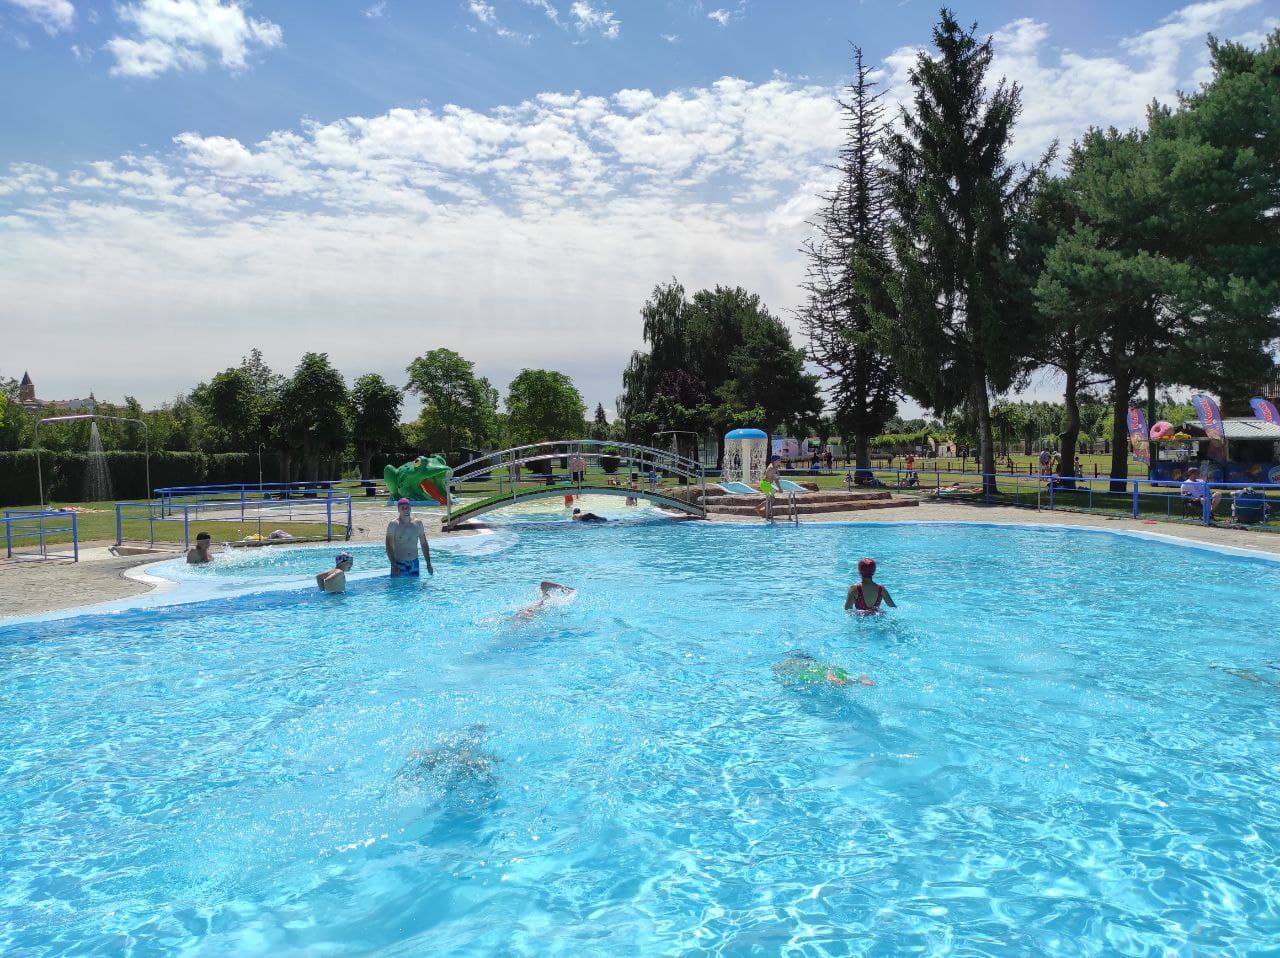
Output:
1108,369,1132,493
1059,358,1080,490
360,450,373,481
855,432,871,473
972,368,997,494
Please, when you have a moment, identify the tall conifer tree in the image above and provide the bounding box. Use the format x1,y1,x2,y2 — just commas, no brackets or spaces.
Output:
878,10,1044,492
800,48,898,473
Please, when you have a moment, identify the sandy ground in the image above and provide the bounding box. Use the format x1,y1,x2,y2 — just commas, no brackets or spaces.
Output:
3,499,1278,621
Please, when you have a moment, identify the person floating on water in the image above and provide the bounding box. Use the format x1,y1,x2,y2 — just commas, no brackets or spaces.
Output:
316,552,354,593
755,455,782,521
186,531,214,564
386,498,434,577
773,650,872,687
514,580,576,620
845,557,896,613
572,508,607,523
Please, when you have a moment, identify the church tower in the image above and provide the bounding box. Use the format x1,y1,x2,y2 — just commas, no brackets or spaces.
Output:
18,371,35,405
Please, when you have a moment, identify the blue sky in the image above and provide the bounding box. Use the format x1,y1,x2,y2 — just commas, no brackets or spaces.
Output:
3,0,1277,415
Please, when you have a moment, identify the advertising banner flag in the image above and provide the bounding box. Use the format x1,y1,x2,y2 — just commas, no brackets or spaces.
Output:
1126,407,1150,465
1250,397,1279,425
1191,394,1225,440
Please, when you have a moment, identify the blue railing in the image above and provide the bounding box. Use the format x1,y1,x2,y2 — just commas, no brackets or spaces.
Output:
3,509,79,561
117,494,353,549
842,466,1278,529
153,481,342,518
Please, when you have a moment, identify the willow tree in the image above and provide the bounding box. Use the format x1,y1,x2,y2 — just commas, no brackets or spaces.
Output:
799,47,898,472
878,10,1045,492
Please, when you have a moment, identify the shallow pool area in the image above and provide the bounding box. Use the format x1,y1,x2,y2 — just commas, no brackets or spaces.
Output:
3,522,1279,955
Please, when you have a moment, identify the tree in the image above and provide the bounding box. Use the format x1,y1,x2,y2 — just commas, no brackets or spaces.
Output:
800,47,898,472
1037,31,1280,486
276,352,349,479
618,281,820,459
878,10,1046,492
505,369,586,445
405,348,497,453
717,299,822,438
1143,29,1280,413
191,367,260,453
590,403,610,441
350,373,404,478
1023,175,1108,483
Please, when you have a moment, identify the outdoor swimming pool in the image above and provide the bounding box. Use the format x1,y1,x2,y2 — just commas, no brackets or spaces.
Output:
2,522,1279,955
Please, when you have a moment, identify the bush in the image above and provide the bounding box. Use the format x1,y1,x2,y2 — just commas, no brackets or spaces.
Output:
0,450,265,506
601,455,620,474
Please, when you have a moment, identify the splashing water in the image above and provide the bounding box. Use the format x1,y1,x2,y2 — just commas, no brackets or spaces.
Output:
83,421,114,503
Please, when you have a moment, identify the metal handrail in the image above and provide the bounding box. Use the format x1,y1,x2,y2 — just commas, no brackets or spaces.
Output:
447,440,707,527
452,439,703,481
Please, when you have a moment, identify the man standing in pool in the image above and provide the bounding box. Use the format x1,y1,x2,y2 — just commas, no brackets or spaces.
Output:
386,498,434,577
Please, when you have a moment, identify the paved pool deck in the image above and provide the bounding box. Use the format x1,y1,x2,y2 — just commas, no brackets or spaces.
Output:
3,501,1278,620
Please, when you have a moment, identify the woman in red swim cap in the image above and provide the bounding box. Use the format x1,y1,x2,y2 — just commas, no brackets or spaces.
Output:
845,557,896,612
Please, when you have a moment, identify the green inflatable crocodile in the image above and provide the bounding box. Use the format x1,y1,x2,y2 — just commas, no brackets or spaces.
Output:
384,455,452,506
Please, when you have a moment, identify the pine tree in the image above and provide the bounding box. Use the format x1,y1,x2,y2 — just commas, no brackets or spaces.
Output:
799,47,898,473
878,10,1045,492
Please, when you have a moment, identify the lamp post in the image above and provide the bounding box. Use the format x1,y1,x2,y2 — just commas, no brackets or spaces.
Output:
35,414,150,512
257,442,266,541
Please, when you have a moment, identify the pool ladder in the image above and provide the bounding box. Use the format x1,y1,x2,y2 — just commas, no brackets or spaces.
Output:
786,491,800,526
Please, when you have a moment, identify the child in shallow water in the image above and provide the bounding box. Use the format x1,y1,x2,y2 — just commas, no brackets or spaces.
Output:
773,651,873,687
845,557,896,613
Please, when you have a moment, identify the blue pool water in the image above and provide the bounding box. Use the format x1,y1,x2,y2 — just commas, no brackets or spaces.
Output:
3,522,1280,955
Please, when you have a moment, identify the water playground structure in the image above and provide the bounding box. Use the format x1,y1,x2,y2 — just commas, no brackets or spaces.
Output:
384,455,452,506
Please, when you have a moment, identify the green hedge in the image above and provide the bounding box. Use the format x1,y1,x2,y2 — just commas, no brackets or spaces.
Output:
0,451,280,506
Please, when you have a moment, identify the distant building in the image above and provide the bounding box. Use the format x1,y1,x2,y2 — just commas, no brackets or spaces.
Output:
1261,367,1280,403
17,371,98,412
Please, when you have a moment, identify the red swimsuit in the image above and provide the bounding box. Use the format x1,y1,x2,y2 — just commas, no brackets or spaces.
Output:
851,583,883,612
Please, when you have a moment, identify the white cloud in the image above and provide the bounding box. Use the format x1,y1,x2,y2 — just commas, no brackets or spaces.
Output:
363,1,386,18
467,0,496,25
570,0,618,39
660,33,678,43
707,9,730,27
106,0,283,78
466,0,532,42
3,0,75,34
523,0,560,25
2,0,1274,409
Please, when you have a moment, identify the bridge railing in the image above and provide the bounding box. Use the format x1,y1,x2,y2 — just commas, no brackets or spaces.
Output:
447,440,707,525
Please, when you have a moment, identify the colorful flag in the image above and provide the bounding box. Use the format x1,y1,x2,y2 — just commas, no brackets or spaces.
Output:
1126,407,1150,465
1250,397,1279,425
1191,394,1225,441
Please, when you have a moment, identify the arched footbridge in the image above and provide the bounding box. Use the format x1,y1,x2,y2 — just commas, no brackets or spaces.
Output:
442,440,708,530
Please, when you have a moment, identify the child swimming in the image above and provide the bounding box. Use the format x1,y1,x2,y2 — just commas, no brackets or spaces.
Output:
845,557,896,613
513,581,576,620
772,651,873,687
